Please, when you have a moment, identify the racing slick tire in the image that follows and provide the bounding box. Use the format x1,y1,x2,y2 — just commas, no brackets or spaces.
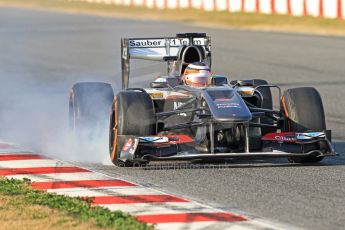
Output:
282,87,326,163
69,82,114,138
252,79,274,135
109,91,156,167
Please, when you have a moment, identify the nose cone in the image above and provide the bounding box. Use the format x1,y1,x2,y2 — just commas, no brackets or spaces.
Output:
203,87,252,122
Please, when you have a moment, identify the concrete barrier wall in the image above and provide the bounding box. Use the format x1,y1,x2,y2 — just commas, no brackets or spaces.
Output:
77,0,345,19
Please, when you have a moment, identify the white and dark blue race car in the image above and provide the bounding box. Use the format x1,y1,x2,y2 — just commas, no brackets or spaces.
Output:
69,33,336,167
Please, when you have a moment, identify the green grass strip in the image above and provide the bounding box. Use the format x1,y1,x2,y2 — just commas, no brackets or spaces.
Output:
0,178,153,230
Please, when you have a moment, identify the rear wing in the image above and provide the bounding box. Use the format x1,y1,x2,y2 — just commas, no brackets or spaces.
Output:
121,33,211,89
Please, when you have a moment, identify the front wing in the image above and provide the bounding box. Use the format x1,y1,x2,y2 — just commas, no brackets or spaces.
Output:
118,132,337,162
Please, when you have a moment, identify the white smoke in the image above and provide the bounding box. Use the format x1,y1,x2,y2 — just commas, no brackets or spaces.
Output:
0,81,113,165
0,60,165,166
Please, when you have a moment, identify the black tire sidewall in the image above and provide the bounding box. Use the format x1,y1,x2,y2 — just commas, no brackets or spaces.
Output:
109,91,155,166
283,87,326,132
282,87,326,163
252,79,274,135
253,79,273,110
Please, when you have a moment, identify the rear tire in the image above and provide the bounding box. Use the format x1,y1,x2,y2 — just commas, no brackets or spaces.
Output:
253,79,273,111
69,82,114,138
252,79,274,135
109,91,155,167
282,87,326,163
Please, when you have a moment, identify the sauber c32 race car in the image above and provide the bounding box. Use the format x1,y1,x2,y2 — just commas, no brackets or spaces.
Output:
69,33,337,167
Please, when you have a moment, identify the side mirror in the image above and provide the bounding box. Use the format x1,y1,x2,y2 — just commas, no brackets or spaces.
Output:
151,77,180,88
150,81,168,88
210,75,228,86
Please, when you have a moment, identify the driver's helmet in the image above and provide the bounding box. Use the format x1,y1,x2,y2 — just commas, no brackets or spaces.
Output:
182,62,211,88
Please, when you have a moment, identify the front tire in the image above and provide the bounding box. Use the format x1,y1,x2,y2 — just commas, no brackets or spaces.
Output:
109,91,156,167
281,87,326,163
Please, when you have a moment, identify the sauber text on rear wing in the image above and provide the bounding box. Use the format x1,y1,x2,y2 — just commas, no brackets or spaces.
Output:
121,33,211,89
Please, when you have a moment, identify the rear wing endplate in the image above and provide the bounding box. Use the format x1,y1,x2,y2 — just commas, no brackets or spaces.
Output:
121,33,211,89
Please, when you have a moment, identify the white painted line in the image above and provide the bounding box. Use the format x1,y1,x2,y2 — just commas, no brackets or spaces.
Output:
6,172,109,182
156,222,249,230
0,150,30,154
99,202,218,215
0,159,73,168
155,220,285,230
0,149,34,154
49,187,160,196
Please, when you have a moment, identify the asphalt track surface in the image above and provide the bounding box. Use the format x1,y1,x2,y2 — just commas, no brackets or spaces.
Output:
0,7,345,230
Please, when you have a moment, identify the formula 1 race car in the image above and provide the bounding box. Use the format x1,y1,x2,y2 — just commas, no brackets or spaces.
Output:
69,33,336,167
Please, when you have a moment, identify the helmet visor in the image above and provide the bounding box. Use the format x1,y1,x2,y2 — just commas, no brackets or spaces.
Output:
185,71,211,87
